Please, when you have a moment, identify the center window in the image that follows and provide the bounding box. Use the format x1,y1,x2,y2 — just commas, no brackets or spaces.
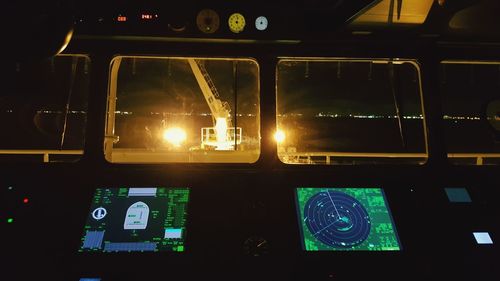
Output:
105,57,260,163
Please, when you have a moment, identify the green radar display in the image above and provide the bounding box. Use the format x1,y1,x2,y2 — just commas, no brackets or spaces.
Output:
79,187,189,252
296,188,401,251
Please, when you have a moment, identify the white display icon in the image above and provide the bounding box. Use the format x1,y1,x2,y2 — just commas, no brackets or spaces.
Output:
124,201,150,230
92,207,107,220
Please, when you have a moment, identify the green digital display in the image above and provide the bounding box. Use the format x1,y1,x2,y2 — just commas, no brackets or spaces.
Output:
296,188,401,251
79,187,189,252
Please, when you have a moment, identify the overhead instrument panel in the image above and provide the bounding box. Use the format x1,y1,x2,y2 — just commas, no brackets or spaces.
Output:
295,188,401,251
73,0,381,40
79,187,189,252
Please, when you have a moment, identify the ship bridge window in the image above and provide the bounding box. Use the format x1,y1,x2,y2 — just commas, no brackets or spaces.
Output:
351,0,435,26
276,58,427,165
105,56,260,163
440,61,500,165
0,55,89,163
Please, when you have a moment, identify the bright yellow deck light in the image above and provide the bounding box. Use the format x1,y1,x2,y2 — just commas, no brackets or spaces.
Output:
274,129,286,144
163,127,187,147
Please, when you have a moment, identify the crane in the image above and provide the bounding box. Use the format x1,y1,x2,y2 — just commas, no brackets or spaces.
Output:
187,59,241,150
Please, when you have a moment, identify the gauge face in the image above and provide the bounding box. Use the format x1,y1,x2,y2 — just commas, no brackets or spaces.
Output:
304,191,371,248
196,9,220,34
228,13,246,33
255,16,268,31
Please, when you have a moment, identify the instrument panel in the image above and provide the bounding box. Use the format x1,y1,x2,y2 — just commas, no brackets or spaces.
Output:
3,172,498,280
74,0,380,40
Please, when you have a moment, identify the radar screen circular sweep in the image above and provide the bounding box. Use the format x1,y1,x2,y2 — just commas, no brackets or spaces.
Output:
296,188,401,251
304,190,371,248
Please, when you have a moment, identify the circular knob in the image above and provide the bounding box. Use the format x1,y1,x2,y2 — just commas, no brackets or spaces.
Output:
243,236,269,257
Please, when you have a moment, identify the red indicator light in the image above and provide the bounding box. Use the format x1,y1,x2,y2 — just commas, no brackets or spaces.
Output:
23,198,29,204
117,16,127,22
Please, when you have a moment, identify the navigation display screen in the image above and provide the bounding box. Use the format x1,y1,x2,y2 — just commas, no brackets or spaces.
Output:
79,187,189,252
296,188,400,251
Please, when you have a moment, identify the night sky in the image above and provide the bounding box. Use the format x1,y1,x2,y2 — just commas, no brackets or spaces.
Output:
0,56,89,149
440,63,500,116
0,56,498,153
116,57,259,116
277,60,423,117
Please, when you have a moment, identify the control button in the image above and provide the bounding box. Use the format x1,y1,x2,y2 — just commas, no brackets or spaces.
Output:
445,188,472,203
473,232,493,245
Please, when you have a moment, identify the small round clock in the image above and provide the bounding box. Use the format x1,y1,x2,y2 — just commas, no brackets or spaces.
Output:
255,16,268,31
196,9,220,34
228,13,246,33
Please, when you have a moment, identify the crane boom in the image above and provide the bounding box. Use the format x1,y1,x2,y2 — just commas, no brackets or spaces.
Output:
187,59,231,124
187,59,241,150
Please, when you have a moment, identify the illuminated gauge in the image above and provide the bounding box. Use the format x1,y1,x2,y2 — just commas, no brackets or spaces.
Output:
255,16,268,31
196,9,220,34
228,13,246,33
304,190,371,248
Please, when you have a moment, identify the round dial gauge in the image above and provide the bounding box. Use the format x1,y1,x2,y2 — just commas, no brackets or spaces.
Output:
304,190,371,248
228,13,246,33
255,16,268,31
196,9,220,34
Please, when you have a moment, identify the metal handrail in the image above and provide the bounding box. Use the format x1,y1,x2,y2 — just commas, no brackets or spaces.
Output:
0,150,498,164
447,153,500,165
0,150,84,163
279,152,500,165
279,152,427,158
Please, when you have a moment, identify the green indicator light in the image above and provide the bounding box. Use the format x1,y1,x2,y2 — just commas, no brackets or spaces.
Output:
7,218,14,223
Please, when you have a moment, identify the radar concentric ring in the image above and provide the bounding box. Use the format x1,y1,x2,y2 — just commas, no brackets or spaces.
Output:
304,190,371,248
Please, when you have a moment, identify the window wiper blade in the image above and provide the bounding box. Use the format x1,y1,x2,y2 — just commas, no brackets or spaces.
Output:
389,61,406,148
397,0,403,20
60,56,78,150
388,0,403,22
